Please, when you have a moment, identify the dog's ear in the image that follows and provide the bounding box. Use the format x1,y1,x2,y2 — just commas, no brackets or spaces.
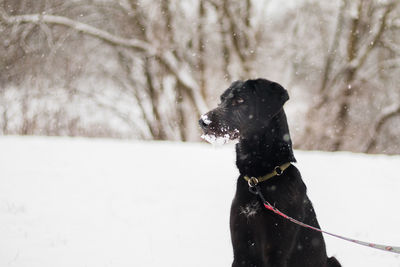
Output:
246,79,289,118
270,81,289,104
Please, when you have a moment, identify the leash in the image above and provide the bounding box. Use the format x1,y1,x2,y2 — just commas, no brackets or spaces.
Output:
246,166,400,254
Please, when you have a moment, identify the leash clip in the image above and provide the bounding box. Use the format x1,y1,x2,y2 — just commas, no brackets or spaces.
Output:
248,177,259,187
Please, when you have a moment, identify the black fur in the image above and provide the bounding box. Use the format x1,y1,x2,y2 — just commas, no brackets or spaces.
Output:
199,79,340,267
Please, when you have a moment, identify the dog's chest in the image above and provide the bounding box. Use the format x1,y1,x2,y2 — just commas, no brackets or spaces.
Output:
239,201,261,218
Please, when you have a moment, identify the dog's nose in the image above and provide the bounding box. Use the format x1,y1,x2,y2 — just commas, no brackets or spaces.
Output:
199,118,209,129
199,114,212,130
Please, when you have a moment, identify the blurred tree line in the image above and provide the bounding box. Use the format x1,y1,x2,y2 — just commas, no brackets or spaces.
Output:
1,0,400,154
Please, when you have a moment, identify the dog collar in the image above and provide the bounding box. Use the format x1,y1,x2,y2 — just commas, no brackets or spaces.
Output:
244,162,292,187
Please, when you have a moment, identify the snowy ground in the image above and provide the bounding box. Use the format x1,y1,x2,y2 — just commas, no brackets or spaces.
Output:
0,136,399,267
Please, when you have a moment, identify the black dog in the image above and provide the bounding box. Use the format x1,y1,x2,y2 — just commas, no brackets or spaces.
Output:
199,79,340,267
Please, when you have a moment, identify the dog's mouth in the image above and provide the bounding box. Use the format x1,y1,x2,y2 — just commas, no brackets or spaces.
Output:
200,114,239,145
201,129,239,145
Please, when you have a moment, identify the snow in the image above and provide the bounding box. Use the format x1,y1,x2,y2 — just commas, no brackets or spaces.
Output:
1,136,400,267
200,114,212,125
201,133,231,145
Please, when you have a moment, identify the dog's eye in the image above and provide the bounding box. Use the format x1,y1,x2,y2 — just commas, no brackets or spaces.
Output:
218,96,226,106
232,97,244,106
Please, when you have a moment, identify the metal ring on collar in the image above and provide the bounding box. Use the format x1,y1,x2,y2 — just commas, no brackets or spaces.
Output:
248,177,259,187
274,166,283,176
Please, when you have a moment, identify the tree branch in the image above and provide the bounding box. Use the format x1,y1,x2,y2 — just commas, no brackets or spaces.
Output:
365,105,400,153
349,2,397,71
158,51,208,113
319,0,347,93
0,11,151,53
1,9,208,114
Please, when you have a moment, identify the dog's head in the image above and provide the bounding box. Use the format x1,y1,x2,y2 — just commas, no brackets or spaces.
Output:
199,79,289,144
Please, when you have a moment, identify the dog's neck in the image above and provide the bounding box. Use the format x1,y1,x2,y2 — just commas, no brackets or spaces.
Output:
235,109,296,178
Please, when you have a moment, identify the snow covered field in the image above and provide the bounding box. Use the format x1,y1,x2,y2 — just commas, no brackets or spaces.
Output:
0,136,399,267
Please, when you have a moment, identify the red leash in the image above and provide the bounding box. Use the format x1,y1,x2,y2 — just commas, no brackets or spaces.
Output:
251,184,400,254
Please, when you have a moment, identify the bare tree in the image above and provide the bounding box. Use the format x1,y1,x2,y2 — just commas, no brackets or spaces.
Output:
0,0,211,140
1,0,400,154
289,0,400,153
